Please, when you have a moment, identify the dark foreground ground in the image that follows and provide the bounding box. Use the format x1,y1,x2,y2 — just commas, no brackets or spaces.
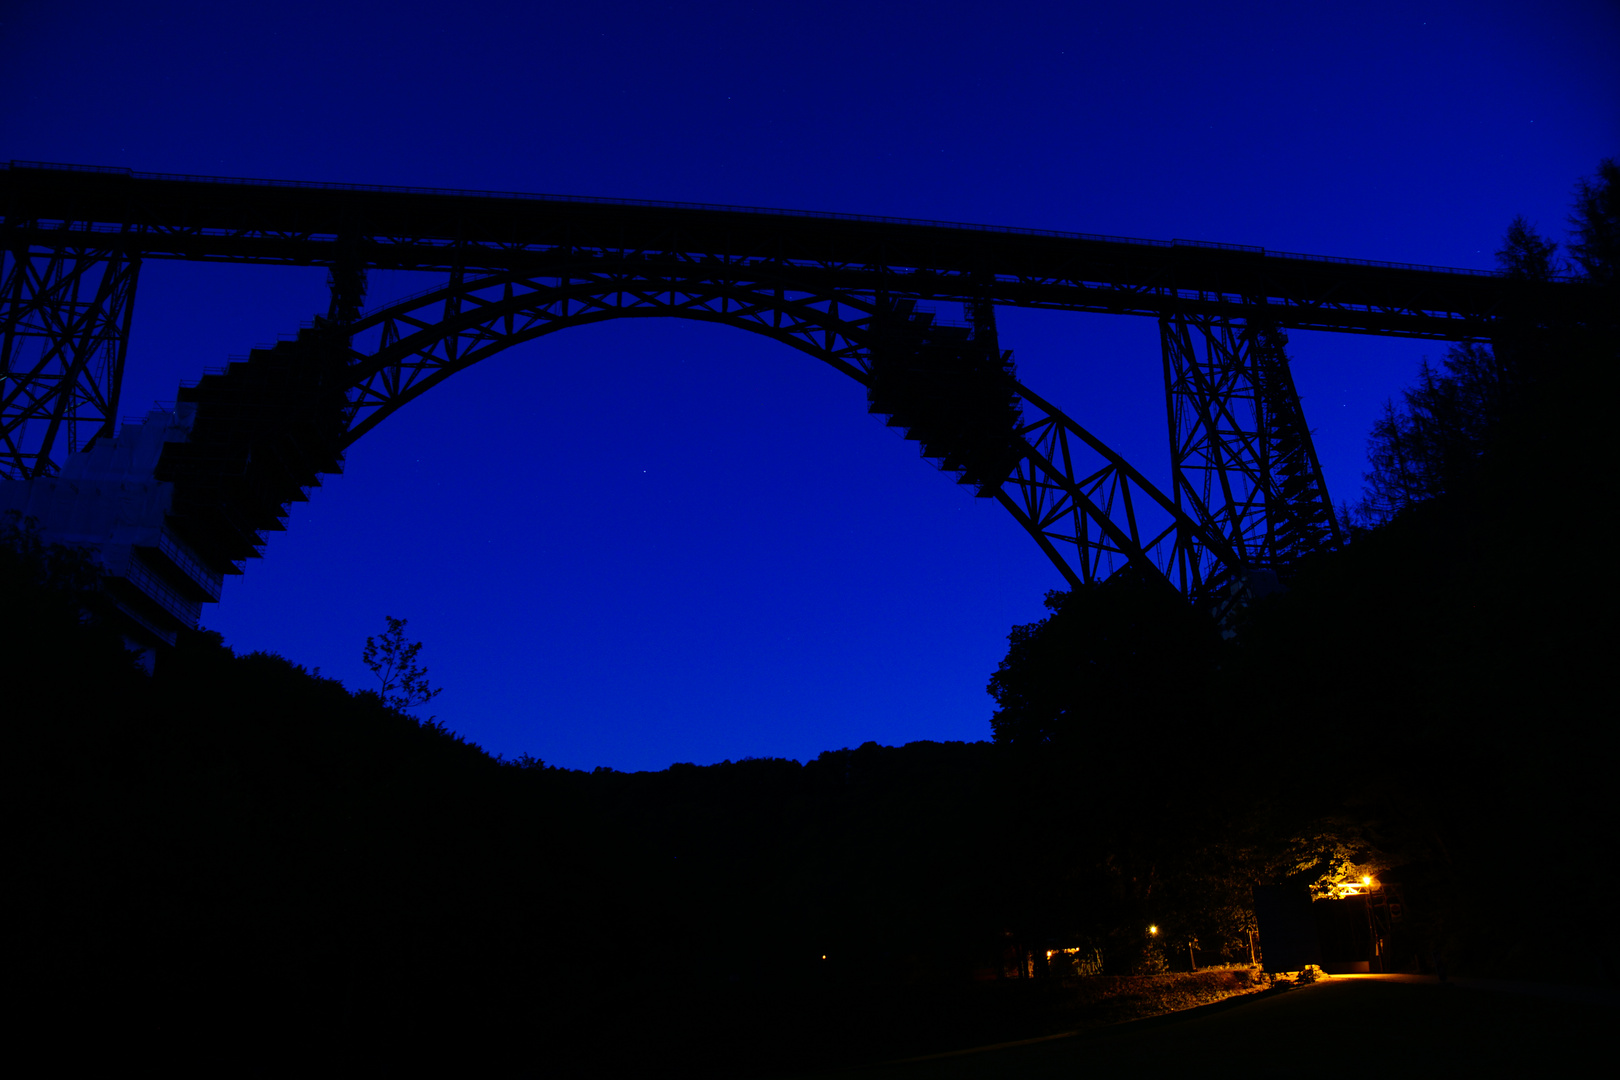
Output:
812,975,1616,1079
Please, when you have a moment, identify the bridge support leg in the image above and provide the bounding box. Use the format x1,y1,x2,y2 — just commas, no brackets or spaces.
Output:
0,225,141,479
1160,309,1339,576
324,247,367,330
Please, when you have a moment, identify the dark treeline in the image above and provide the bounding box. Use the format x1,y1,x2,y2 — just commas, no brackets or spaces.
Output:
9,163,1615,1071
6,588,1193,1070
2,595,1210,1070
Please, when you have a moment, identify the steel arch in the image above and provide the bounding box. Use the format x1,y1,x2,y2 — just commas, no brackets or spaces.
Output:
335,263,1243,599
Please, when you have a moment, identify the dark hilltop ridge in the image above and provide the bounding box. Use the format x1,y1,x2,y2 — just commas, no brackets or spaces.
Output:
8,164,1615,1073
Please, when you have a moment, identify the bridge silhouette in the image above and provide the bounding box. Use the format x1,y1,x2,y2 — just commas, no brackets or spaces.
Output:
1,162,1591,650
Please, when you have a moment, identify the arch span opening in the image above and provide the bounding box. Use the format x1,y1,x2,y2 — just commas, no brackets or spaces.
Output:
206,316,1060,769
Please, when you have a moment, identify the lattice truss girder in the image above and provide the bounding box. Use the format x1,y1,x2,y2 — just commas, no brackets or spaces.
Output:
1,222,140,478
342,260,878,439
1160,308,1338,572
339,262,1241,599
999,381,1238,597
14,216,1500,339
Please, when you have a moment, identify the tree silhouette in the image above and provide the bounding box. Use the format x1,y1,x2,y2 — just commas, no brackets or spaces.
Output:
1567,158,1617,285
362,615,442,711
1346,159,1619,527
1348,343,1507,525
1495,216,1560,281
986,571,1220,750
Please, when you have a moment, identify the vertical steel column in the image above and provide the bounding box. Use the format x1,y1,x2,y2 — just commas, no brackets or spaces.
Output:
325,264,367,330
0,221,141,479
1160,307,1338,576
320,233,368,367
1253,323,1341,565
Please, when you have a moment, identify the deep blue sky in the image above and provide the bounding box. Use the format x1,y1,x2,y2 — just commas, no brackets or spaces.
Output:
4,1,1615,770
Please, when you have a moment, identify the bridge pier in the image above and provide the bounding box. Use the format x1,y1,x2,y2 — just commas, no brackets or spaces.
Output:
1160,308,1340,579
1,221,141,480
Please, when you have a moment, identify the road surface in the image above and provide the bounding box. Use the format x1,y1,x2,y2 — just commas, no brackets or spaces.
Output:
807,974,1614,1078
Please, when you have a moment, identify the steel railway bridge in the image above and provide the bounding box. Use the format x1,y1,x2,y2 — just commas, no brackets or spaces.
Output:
0,162,1595,648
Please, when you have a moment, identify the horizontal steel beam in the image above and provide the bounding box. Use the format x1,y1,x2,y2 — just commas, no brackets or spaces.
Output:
4,163,1603,342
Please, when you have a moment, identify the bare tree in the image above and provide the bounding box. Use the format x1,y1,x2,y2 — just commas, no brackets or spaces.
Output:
362,615,442,712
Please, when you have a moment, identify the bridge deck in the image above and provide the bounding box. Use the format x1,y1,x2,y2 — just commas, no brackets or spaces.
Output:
2,161,1600,340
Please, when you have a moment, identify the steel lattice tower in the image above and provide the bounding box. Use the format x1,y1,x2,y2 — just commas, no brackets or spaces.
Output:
1161,309,1340,578
1,218,141,478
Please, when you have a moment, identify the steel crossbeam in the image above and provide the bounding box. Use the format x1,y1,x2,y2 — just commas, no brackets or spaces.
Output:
3,163,1596,343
